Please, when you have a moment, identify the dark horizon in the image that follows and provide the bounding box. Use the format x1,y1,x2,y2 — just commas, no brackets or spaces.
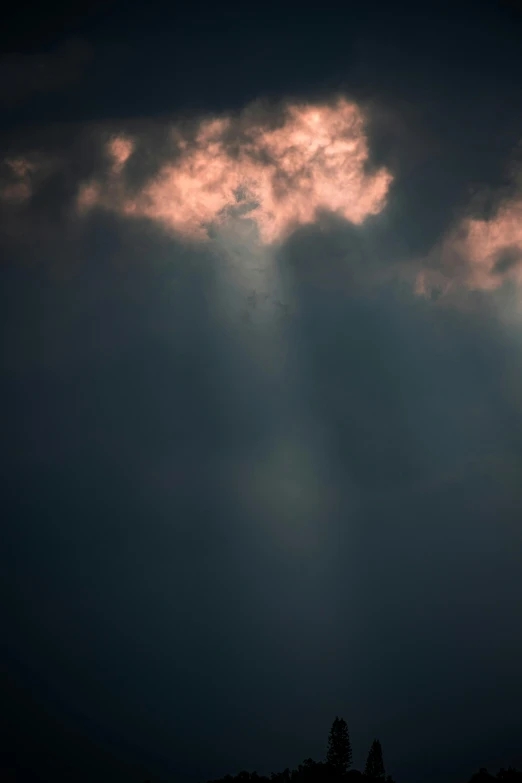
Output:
2,1,522,782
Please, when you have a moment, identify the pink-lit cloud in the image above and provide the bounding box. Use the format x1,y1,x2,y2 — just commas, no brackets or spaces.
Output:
108,136,134,174
76,98,393,244
416,190,522,297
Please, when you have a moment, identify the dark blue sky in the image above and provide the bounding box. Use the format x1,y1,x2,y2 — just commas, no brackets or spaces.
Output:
2,2,522,783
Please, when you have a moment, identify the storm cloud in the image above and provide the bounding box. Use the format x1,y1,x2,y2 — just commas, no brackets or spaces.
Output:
2,4,522,783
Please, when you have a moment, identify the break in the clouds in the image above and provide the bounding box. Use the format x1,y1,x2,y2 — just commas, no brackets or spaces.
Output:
77,97,393,244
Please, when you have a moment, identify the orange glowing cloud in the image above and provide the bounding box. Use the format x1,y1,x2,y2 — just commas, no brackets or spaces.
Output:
460,200,522,288
77,98,393,244
416,196,522,297
108,135,134,173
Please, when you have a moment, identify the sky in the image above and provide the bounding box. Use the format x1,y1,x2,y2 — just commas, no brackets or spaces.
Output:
2,2,522,782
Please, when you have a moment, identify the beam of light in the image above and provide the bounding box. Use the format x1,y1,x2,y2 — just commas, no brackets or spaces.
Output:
212,253,338,557
76,97,393,245
206,214,345,560
76,97,388,556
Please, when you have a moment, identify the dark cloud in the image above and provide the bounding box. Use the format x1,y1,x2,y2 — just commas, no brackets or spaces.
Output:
0,38,91,106
3,5,522,783
3,188,522,783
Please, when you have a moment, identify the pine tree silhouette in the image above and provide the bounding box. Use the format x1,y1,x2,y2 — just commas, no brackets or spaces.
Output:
364,739,386,780
326,716,352,775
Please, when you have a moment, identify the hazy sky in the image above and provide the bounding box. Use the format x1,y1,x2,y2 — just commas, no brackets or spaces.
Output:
2,2,522,783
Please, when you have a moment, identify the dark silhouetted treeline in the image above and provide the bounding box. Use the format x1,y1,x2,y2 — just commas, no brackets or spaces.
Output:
198,716,522,783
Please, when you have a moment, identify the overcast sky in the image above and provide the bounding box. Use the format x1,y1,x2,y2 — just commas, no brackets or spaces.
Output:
2,2,522,783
